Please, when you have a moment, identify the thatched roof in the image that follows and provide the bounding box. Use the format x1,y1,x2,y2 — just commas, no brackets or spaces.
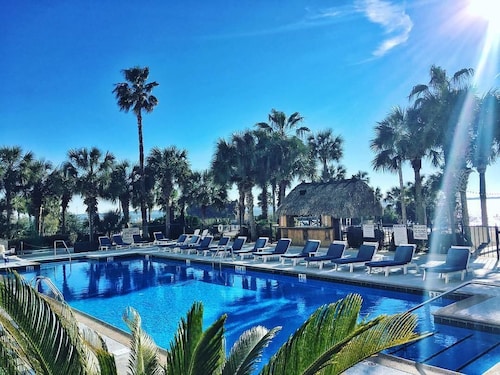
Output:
277,179,382,218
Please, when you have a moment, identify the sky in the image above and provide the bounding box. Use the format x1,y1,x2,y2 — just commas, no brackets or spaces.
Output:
1,0,500,217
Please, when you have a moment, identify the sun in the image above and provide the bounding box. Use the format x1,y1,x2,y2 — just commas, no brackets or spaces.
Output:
467,0,500,31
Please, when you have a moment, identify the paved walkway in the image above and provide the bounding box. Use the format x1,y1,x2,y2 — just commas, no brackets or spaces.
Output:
3,244,500,374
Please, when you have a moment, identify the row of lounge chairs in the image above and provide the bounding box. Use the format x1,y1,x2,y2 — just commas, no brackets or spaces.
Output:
98,232,471,283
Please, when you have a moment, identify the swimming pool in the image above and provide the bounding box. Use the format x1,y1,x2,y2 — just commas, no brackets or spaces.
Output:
21,255,499,374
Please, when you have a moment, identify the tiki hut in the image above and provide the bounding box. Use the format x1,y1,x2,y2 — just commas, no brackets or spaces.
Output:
276,179,382,245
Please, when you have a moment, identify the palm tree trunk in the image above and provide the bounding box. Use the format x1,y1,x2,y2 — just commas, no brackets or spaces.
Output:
397,163,407,224
478,166,489,226
137,112,149,238
246,189,256,241
411,159,425,224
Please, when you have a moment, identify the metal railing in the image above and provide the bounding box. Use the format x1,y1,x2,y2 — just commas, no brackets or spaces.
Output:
54,240,72,262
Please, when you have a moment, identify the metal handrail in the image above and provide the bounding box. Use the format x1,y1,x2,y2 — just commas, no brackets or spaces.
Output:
32,276,65,302
54,240,71,262
407,280,499,313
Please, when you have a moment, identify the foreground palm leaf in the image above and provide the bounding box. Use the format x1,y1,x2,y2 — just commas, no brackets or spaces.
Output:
259,293,422,375
123,306,163,375
0,271,111,375
0,272,116,375
222,325,281,375
165,302,226,375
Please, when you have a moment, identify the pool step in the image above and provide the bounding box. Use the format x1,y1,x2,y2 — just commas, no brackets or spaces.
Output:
387,329,499,374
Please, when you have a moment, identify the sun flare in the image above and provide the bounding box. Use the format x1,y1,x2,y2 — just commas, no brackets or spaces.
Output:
468,0,500,30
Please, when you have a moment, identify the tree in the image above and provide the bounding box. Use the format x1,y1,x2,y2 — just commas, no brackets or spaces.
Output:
113,66,159,238
106,160,133,227
52,162,77,235
147,146,190,237
68,147,115,242
307,129,344,182
470,90,500,226
0,146,34,238
212,131,259,240
371,106,409,224
256,109,309,138
23,158,53,235
188,170,227,225
409,65,474,230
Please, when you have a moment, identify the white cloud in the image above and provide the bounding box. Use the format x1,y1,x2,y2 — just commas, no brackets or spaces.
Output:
355,0,413,56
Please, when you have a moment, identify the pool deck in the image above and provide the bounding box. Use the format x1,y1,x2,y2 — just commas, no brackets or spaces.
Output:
2,243,500,374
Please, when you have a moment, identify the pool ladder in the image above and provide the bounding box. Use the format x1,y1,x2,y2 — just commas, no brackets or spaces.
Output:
53,240,72,262
32,276,65,303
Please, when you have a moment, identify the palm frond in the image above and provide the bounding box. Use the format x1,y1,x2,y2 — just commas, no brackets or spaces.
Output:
222,326,281,375
260,293,422,375
123,306,163,375
0,271,90,374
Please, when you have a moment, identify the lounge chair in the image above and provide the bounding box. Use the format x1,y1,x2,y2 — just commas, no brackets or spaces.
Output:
157,234,189,251
330,241,379,272
193,229,201,236
200,229,209,238
233,237,269,260
1,244,18,263
253,238,292,263
185,235,213,255
227,237,247,259
112,234,131,248
305,241,347,269
153,231,171,244
365,244,417,276
280,239,321,266
422,246,471,283
207,236,231,257
98,236,114,251
133,234,151,246
178,235,201,254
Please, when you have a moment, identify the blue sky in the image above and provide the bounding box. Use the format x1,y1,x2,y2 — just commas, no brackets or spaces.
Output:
1,0,499,215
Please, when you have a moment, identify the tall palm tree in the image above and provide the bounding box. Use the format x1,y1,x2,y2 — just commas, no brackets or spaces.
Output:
307,129,344,182
147,146,190,237
212,131,259,240
409,65,474,230
52,162,77,235
105,160,132,227
470,90,500,226
0,146,34,238
68,147,115,242
256,110,312,208
256,109,310,138
113,66,159,238
23,158,53,235
188,170,227,225
371,106,409,224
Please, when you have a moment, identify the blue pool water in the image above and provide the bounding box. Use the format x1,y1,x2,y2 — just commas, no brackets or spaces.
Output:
20,256,499,374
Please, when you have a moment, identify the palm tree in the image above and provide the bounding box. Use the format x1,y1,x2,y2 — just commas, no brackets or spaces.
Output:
23,158,53,235
0,146,34,238
212,131,259,240
52,162,77,235
113,66,159,238
371,106,409,224
68,147,115,242
307,129,344,182
188,170,227,226
409,65,474,230
470,90,500,226
256,109,309,138
147,146,190,237
105,160,133,227
256,110,312,207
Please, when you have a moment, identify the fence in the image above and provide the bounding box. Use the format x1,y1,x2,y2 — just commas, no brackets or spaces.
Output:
374,224,499,259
